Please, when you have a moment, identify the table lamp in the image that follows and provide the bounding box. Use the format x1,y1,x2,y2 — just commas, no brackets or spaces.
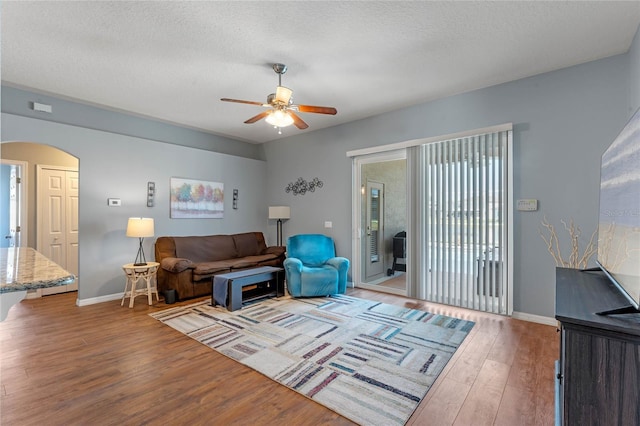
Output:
268,206,290,246
126,217,154,266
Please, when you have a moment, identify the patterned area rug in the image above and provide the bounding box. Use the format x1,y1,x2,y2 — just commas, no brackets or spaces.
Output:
150,294,474,425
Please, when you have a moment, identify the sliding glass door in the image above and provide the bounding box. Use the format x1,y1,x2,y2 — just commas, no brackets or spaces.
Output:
349,124,512,314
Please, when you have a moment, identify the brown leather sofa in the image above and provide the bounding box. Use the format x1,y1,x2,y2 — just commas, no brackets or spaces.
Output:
154,232,285,300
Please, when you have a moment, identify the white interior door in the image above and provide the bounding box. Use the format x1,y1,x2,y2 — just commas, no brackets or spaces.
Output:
39,167,65,264
66,171,79,276
37,165,79,295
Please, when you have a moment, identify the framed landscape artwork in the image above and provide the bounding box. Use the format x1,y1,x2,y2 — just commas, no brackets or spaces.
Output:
170,177,224,219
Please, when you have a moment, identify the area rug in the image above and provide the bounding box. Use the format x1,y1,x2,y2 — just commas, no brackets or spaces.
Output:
150,294,474,425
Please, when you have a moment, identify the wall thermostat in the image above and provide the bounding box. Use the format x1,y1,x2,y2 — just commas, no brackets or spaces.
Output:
517,199,538,211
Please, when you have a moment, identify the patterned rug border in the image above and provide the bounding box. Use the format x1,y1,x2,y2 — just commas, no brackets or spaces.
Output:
150,294,474,425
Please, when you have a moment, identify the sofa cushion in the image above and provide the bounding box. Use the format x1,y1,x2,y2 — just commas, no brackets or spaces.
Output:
174,235,237,262
233,232,261,257
227,258,259,269
193,260,237,275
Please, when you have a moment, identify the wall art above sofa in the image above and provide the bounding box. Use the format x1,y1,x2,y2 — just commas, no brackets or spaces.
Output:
170,177,224,218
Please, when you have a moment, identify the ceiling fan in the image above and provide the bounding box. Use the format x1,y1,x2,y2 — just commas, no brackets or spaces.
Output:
221,63,337,133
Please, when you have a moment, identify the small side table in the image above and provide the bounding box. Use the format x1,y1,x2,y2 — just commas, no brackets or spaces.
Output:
121,262,160,308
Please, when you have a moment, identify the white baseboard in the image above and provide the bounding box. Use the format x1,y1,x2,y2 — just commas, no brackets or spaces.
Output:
512,311,558,326
76,293,123,306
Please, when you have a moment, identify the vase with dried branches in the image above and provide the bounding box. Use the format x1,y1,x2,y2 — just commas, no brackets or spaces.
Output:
539,216,597,269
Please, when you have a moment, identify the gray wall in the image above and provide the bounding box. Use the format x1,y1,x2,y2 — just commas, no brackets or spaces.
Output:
1,114,268,302
264,53,631,319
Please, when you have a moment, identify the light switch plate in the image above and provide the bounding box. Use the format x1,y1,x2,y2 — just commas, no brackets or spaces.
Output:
517,199,538,211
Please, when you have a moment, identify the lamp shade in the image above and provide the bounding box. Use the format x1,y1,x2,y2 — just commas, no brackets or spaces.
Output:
268,206,290,220
126,217,154,238
274,86,293,104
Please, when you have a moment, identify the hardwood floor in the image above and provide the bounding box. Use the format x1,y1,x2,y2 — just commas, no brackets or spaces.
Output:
0,289,558,425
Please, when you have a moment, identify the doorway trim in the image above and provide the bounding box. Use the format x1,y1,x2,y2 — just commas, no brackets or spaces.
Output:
0,159,28,247
351,149,408,295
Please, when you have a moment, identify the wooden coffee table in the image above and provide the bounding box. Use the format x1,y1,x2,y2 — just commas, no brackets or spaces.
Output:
212,266,284,311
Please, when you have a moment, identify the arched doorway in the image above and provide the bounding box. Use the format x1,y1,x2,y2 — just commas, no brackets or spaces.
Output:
1,142,79,297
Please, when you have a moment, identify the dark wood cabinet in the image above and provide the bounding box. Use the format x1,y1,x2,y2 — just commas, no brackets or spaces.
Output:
555,267,640,425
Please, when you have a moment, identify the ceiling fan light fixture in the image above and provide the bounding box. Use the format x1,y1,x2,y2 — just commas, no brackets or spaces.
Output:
265,109,294,127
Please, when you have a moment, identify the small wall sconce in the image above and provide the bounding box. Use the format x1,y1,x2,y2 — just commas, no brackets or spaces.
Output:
147,182,155,207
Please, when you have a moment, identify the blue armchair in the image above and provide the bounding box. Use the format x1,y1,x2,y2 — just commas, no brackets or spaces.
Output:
284,234,350,297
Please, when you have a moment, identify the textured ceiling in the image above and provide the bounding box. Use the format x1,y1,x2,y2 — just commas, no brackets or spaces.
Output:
2,1,640,144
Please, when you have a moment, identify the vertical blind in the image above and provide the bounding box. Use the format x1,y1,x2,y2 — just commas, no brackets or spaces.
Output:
419,130,510,314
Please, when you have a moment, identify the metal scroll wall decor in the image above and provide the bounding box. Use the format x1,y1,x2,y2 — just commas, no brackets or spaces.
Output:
285,177,324,196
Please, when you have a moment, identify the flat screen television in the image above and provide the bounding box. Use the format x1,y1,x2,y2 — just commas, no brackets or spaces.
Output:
596,107,640,315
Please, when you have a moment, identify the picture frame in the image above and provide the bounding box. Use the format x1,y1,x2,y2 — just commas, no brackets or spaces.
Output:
170,177,224,219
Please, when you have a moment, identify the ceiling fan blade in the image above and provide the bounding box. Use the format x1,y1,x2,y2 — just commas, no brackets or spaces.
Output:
275,86,293,104
297,105,337,115
244,111,271,124
289,111,309,129
221,98,266,106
